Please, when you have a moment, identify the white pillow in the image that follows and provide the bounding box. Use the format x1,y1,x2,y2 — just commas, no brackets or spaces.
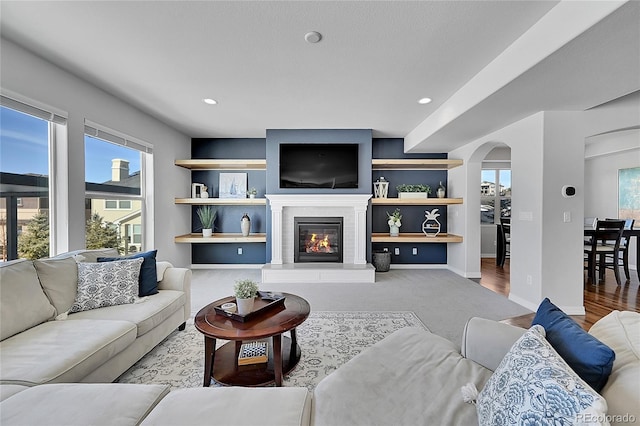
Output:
476,325,609,426
69,258,143,313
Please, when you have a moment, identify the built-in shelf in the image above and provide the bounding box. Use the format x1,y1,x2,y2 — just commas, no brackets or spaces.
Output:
372,159,463,170
371,197,463,205
175,198,267,205
371,233,463,243
174,233,267,243
175,159,267,170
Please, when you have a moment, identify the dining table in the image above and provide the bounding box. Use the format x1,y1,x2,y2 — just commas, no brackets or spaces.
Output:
585,226,640,281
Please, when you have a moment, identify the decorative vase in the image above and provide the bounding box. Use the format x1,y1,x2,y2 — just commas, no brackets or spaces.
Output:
389,225,400,237
437,181,446,198
201,189,209,198
241,213,251,237
372,250,391,272
202,228,213,238
236,297,255,315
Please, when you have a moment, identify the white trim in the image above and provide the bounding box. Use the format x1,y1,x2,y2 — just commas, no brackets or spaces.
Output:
190,264,265,269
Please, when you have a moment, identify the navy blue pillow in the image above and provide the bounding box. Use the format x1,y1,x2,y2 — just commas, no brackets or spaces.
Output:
531,298,615,392
98,250,158,297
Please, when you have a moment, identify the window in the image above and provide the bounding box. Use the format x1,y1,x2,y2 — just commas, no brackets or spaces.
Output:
84,121,152,256
104,200,132,210
481,169,511,224
1,98,64,260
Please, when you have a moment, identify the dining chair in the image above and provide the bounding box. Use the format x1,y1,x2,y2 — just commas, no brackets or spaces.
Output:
497,218,510,267
605,218,635,281
584,220,625,285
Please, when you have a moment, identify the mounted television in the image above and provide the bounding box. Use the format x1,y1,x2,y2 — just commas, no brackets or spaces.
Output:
280,143,359,189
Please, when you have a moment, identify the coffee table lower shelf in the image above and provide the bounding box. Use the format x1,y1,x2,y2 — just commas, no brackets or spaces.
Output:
209,336,301,387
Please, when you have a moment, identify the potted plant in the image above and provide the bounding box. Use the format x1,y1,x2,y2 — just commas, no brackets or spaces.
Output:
234,279,259,315
248,188,257,198
396,184,431,199
387,208,402,237
196,206,216,237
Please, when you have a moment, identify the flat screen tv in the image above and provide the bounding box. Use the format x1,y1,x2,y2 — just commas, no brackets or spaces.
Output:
280,143,359,189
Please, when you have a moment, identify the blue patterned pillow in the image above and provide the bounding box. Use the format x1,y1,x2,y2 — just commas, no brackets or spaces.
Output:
476,325,608,426
69,258,143,313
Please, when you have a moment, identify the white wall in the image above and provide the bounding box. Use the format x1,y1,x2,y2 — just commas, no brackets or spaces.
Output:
1,38,191,267
450,112,587,314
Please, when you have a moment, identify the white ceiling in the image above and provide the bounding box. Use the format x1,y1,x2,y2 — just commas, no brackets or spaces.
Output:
1,1,638,152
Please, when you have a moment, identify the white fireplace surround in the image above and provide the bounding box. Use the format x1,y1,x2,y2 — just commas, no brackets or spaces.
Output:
262,194,375,283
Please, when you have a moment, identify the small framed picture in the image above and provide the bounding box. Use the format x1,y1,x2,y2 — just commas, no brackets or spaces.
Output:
219,173,247,199
191,183,205,198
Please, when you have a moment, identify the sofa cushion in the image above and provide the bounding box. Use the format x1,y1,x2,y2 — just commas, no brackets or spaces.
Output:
68,290,186,337
477,325,608,425
141,387,311,426
33,256,78,316
0,383,169,426
70,258,143,313
532,297,615,392
0,319,136,386
0,259,56,341
313,327,491,426
589,311,640,424
98,249,159,297
52,248,119,263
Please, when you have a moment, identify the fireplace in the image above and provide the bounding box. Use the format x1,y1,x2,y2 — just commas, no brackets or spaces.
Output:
294,217,343,263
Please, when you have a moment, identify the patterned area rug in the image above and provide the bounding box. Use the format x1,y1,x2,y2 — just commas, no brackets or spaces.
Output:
116,311,427,390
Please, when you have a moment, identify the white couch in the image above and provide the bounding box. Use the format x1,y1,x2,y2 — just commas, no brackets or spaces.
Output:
0,248,191,386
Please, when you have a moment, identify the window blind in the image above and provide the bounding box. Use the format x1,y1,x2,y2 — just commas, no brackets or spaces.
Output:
0,94,67,125
84,120,153,154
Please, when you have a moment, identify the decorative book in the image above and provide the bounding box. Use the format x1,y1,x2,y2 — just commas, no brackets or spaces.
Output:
237,341,268,365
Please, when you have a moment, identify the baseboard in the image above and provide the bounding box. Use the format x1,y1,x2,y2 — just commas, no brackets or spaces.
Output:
507,294,539,312
447,264,481,279
190,264,264,269
389,264,446,269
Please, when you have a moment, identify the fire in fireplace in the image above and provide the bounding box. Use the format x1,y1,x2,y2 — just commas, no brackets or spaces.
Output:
294,217,343,263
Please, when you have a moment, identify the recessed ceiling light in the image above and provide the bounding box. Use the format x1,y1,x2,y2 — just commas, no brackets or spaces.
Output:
203,98,218,105
305,31,322,44
418,97,432,105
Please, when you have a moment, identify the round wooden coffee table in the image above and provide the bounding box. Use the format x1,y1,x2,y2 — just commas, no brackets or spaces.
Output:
194,292,310,387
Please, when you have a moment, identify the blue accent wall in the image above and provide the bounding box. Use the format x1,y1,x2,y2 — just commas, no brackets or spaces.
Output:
188,134,451,266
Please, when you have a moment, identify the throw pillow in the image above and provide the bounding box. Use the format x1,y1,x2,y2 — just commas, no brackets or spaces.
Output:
532,298,615,392
33,257,78,315
69,257,143,313
476,325,608,426
97,250,158,297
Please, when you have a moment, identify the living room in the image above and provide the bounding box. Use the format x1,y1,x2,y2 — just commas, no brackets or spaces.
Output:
2,1,638,312
1,2,639,424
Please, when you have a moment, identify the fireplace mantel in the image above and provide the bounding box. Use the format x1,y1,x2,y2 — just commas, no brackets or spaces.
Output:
263,194,375,283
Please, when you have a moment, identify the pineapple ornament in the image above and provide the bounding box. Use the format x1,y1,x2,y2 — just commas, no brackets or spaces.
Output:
422,209,441,237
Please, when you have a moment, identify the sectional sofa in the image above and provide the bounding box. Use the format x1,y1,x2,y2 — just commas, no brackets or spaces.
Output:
1,250,638,425
0,248,191,388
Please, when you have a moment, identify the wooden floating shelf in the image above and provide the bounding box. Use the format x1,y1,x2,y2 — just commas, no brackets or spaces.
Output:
371,233,463,243
175,159,267,170
371,197,463,205
175,233,267,243
175,198,267,205
372,159,463,170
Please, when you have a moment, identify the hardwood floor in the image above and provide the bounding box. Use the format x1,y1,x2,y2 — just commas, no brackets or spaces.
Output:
479,257,640,330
